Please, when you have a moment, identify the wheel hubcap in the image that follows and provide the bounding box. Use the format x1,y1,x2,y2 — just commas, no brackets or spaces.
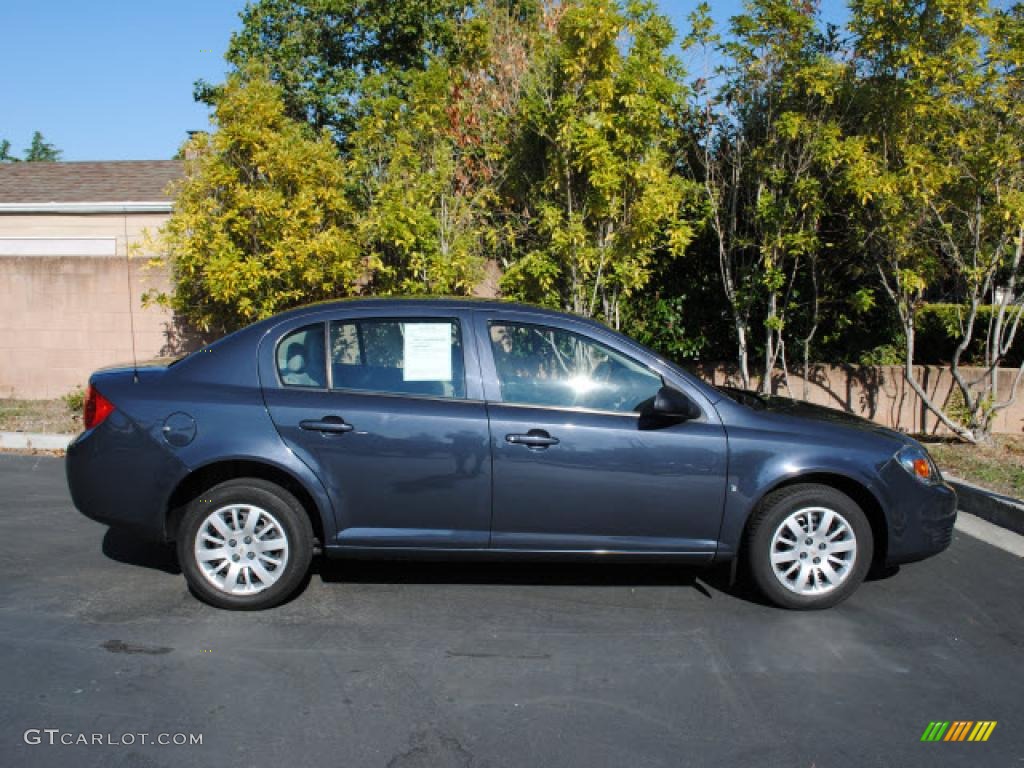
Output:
769,506,857,596
194,504,289,596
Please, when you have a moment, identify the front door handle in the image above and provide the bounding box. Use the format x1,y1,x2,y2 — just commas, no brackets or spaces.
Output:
300,416,355,434
506,430,559,448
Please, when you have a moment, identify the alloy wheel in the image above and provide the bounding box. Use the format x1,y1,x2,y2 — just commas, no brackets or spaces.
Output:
193,504,290,596
769,506,858,595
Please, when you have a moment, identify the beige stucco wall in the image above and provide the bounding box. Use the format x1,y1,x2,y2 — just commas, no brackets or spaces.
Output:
0,213,180,399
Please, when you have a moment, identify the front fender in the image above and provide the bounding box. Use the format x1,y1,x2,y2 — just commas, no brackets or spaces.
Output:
715,426,891,559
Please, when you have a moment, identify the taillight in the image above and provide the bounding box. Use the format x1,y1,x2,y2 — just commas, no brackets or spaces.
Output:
83,385,115,430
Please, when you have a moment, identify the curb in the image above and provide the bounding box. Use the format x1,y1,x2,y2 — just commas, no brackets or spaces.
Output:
954,511,1024,558
948,478,1024,537
0,432,74,451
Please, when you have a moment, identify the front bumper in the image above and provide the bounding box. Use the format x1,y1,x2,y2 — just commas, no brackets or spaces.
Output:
880,459,958,566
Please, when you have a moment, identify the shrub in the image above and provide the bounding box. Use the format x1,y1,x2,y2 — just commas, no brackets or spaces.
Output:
858,343,904,366
62,386,86,415
622,295,711,362
915,304,1024,367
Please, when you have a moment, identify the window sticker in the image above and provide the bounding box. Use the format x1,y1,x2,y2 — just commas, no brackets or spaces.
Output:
403,323,453,381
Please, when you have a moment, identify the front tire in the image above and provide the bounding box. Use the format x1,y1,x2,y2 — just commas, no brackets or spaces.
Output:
177,478,314,610
745,484,873,610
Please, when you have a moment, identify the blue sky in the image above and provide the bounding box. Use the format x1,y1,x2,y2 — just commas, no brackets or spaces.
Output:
1,1,847,161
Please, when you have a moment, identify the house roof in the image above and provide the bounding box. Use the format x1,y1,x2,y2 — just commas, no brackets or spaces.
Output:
0,160,183,211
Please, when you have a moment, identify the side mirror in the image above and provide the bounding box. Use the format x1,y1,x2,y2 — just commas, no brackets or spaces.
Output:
642,386,702,422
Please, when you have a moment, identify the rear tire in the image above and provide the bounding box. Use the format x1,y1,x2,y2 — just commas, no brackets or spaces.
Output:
745,484,873,610
177,478,314,610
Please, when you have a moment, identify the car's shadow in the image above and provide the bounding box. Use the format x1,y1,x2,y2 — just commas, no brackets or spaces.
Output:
102,528,181,575
314,557,772,605
100,526,902,608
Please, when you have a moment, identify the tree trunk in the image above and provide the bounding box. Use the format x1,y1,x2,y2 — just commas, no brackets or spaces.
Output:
735,318,750,390
761,290,777,395
902,310,976,443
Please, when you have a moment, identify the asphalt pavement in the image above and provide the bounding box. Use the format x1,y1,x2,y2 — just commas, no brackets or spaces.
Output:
1,453,1021,768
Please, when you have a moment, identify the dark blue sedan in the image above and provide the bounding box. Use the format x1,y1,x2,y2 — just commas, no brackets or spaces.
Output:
66,299,956,610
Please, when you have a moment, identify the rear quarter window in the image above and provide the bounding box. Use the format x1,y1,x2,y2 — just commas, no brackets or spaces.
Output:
276,323,327,388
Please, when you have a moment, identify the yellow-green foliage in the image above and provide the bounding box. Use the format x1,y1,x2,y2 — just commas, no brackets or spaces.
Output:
146,68,364,334
500,0,700,326
347,63,489,296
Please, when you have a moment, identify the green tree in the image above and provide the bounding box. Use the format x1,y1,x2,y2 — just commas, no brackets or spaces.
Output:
346,3,533,295
0,139,18,162
690,0,856,392
502,0,700,329
146,67,364,334
925,6,1024,441
848,0,1024,441
200,0,476,143
347,64,490,295
24,131,61,161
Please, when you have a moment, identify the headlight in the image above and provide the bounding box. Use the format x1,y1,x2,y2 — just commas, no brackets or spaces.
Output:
896,445,939,484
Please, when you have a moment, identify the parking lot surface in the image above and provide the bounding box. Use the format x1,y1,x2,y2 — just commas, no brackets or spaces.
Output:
1,453,1021,767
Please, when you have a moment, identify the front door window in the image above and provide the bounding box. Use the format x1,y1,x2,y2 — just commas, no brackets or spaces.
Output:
488,322,662,412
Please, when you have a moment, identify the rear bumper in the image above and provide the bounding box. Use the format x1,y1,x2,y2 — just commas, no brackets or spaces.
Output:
881,461,958,566
66,411,188,541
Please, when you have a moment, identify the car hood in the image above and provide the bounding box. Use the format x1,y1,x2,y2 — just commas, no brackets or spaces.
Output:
719,387,915,446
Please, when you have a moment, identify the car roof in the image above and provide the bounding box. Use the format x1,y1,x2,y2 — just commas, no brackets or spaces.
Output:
173,295,723,406
263,296,610,331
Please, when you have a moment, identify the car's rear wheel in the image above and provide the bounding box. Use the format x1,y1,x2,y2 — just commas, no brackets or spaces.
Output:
745,484,873,610
177,478,313,610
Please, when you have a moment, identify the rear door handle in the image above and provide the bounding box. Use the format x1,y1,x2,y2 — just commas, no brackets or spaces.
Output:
506,430,559,448
300,416,355,434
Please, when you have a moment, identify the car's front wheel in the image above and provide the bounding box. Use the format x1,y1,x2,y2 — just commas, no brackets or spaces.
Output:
745,484,873,610
177,478,314,610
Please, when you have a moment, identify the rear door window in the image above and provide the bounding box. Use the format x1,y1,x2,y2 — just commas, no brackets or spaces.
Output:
329,318,466,399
